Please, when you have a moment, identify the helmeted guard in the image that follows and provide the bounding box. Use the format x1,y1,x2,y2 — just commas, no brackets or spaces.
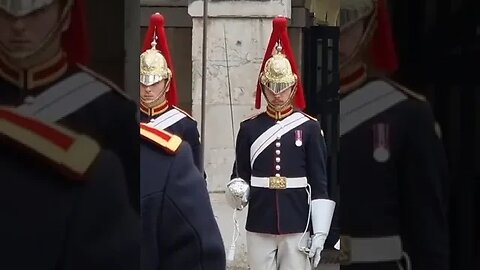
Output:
140,124,225,270
0,107,139,270
0,0,139,212
334,0,450,269
225,16,336,270
139,13,203,173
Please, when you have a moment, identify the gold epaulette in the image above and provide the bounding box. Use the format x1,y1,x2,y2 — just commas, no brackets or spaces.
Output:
242,111,262,122
0,107,100,178
384,79,426,102
299,111,318,121
77,64,132,100
140,123,182,154
172,105,196,121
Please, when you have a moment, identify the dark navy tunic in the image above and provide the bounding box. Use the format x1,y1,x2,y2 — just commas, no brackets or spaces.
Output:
233,107,330,235
337,78,450,270
141,136,225,270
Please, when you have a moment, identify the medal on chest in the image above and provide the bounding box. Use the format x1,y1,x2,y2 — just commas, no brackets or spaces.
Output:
295,130,303,147
372,123,390,162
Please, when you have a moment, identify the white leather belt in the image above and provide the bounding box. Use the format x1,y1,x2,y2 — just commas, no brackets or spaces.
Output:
321,235,403,265
250,176,308,189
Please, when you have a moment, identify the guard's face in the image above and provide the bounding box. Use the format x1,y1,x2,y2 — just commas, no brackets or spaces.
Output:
339,20,365,68
264,86,293,107
0,1,61,59
140,79,168,104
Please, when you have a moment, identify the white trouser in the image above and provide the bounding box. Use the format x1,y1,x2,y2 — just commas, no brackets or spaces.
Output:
246,231,311,270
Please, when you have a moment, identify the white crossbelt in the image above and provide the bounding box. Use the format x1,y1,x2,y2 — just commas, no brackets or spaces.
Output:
147,108,186,130
15,72,110,122
340,235,403,263
250,112,309,168
250,176,308,189
340,80,407,137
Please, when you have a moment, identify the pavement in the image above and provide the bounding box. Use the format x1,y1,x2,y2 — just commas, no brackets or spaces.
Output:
210,193,339,270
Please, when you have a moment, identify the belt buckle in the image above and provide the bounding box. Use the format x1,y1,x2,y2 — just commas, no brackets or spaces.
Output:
269,176,287,189
339,235,352,265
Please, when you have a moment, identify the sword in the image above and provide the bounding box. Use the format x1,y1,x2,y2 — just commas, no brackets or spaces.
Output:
223,24,241,265
199,0,209,175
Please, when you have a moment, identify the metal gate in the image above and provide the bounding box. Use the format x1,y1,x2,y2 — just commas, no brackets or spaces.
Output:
302,24,340,249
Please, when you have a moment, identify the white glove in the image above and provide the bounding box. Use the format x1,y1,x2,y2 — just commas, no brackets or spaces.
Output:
310,199,336,267
225,178,250,210
309,233,327,267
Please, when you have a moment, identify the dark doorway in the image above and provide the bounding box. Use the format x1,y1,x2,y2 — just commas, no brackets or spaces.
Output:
391,1,480,269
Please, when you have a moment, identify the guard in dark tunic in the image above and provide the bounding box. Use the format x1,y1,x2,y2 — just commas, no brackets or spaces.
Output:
140,124,226,270
333,1,450,269
225,16,336,270
0,107,139,270
0,0,139,212
139,13,202,173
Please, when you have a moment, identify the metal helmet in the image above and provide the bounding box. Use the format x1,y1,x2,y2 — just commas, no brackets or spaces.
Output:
139,13,177,105
0,0,88,65
256,16,305,111
339,0,375,31
260,45,297,96
140,37,171,87
339,0,398,73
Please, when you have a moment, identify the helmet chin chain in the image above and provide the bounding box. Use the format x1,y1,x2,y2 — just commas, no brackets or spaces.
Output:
142,79,171,108
0,0,74,64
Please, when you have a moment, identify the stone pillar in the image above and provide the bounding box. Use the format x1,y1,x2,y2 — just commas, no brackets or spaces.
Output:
188,0,291,192
188,1,291,268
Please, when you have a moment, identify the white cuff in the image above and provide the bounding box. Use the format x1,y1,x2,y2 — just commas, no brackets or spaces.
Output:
311,199,336,235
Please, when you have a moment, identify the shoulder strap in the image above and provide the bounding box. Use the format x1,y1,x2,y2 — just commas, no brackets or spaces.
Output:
172,105,196,121
0,107,100,178
77,64,132,100
299,111,317,121
140,123,182,154
383,78,426,101
242,111,262,122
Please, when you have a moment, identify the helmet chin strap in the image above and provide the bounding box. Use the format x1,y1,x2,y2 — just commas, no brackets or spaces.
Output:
142,78,171,108
0,0,73,64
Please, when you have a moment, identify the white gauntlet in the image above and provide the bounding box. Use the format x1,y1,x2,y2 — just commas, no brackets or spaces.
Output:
309,199,336,267
225,178,250,210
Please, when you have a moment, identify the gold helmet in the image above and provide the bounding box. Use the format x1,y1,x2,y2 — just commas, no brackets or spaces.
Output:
139,13,177,105
255,16,305,110
139,37,171,86
259,44,297,95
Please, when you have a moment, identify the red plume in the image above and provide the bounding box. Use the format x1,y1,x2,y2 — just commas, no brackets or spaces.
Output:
370,0,398,74
62,0,89,65
142,13,178,106
255,16,305,110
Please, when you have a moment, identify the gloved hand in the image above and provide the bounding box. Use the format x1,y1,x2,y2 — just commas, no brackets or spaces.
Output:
225,178,250,210
308,233,327,267
310,199,335,268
